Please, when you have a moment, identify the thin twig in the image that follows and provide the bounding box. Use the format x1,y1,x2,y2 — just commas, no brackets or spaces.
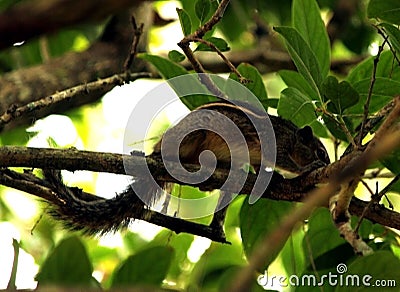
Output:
189,0,231,40
360,179,375,197
355,174,400,233
357,30,388,147
191,37,246,82
343,98,396,156
0,72,151,130
123,16,144,71
323,110,356,147
7,239,19,290
381,26,400,65
177,0,231,98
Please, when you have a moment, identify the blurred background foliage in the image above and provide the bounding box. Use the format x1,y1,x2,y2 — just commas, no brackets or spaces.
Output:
0,0,400,291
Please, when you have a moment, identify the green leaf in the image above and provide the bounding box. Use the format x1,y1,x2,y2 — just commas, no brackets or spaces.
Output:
277,87,317,127
47,30,89,57
309,119,329,138
368,0,400,25
229,63,268,106
292,0,330,78
342,19,376,55
279,70,320,100
336,251,400,292
381,23,400,54
214,0,248,40
347,51,400,84
274,26,322,99
265,98,279,109
302,208,345,261
139,53,188,79
389,179,400,194
240,198,293,269
138,54,215,109
180,0,217,37
322,115,350,141
349,77,400,114
176,8,192,36
321,76,359,114
111,246,174,288
168,50,186,63
195,37,230,52
149,232,194,279
381,148,400,174
195,0,211,23
36,236,94,287
280,229,306,276
189,241,246,289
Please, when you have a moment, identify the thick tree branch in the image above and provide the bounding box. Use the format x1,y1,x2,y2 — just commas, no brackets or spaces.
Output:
0,144,399,231
0,0,145,50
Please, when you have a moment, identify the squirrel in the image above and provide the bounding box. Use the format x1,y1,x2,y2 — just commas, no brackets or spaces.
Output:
44,101,330,235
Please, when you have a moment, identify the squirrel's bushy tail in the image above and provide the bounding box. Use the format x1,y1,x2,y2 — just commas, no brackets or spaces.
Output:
43,169,160,235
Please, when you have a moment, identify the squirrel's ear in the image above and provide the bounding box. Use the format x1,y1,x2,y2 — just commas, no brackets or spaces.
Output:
296,125,313,144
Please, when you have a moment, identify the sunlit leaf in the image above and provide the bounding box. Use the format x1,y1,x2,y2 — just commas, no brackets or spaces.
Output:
347,51,400,84
139,53,188,79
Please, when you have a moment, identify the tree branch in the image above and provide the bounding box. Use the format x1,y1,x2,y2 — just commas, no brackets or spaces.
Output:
0,144,399,232
0,5,152,132
0,72,151,131
0,168,228,243
0,0,145,50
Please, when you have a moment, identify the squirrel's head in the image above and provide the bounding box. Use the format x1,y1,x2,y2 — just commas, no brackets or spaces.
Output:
291,125,330,169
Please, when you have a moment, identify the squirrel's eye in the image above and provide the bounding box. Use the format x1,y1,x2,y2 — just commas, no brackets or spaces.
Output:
316,148,329,163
